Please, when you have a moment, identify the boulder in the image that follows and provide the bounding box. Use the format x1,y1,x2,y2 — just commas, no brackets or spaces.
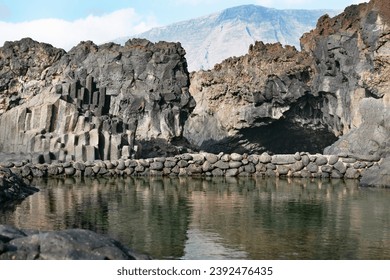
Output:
202,153,218,164
271,155,296,165
259,153,272,164
0,225,150,260
306,163,319,173
0,169,38,207
230,153,243,161
225,168,239,177
328,155,339,165
150,162,164,171
360,157,390,187
229,161,243,168
213,160,230,170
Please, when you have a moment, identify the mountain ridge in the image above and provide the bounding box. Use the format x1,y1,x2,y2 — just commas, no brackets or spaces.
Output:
114,5,338,71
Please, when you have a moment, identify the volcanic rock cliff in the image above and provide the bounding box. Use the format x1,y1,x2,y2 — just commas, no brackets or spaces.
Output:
185,42,338,154
0,38,195,161
0,0,388,176
301,0,390,158
186,0,389,158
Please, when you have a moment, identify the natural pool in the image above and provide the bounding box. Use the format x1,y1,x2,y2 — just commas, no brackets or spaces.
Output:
1,177,389,259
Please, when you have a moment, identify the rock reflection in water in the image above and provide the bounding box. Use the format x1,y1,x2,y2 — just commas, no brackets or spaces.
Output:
1,177,389,259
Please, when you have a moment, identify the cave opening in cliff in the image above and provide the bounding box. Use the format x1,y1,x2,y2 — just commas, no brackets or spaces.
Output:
240,118,338,154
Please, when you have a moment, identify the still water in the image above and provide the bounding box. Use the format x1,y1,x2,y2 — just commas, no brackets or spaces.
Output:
1,177,389,259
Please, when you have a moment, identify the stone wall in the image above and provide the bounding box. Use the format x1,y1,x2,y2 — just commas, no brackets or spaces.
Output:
0,152,381,181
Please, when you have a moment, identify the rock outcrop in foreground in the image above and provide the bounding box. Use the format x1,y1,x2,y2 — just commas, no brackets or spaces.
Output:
0,168,38,207
186,0,389,159
0,38,195,161
0,224,150,260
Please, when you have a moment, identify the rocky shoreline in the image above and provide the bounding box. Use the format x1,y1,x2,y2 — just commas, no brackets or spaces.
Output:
0,152,385,186
0,167,39,208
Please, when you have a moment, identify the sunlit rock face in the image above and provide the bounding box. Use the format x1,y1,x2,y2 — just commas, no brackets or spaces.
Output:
185,0,389,157
0,38,195,161
301,0,390,158
185,42,337,154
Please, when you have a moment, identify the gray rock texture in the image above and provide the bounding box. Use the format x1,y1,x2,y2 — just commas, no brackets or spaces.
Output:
0,225,150,260
185,0,389,158
360,157,390,187
301,0,390,159
185,42,336,154
0,168,38,207
0,38,195,161
0,152,378,181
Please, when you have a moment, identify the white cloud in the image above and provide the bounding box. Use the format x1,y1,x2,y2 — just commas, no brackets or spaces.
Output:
0,8,158,50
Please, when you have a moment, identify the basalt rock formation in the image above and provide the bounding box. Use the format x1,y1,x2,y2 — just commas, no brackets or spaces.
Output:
0,0,388,189
0,38,195,161
0,224,150,260
185,0,389,159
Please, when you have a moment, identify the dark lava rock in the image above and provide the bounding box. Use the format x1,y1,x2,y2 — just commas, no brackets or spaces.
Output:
0,225,150,260
0,168,38,208
0,37,195,161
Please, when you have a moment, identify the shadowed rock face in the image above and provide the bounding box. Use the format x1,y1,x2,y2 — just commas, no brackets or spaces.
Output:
0,38,195,161
0,168,38,208
186,0,389,157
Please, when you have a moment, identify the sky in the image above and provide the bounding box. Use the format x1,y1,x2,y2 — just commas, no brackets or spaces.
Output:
0,0,366,50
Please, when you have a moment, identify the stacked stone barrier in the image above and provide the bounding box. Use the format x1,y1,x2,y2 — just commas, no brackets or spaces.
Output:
0,152,382,180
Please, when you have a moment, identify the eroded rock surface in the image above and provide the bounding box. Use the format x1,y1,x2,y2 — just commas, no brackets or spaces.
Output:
185,42,337,153
0,225,150,260
0,168,38,207
185,0,389,158
0,38,195,161
360,157,390,187
301,0,390,158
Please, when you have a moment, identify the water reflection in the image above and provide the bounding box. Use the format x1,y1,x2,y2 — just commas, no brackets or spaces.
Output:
1,177,389,259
